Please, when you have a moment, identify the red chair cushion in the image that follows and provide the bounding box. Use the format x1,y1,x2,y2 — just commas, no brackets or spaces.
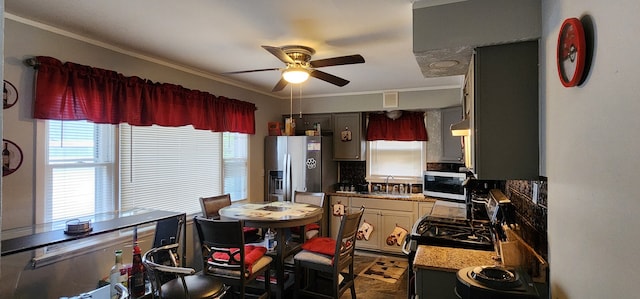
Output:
243,227,259,234
290,223,321,234
306,223,321,231
210,245,267,273
301,237,336,256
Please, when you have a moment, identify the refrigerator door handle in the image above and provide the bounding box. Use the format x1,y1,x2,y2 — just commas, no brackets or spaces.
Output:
284,154,291,201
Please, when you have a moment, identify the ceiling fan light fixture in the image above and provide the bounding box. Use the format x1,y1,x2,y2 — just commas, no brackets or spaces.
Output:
282,66,310,84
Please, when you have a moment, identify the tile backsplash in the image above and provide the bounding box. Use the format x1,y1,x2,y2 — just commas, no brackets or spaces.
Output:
504,177,548,261
338,161,367,185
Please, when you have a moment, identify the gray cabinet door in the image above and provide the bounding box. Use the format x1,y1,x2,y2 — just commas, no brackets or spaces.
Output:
441,106,464,162
332,112,365,161
473,41,539,180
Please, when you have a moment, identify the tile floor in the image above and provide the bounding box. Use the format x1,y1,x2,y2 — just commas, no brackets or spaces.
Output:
342,251,408,299
296,250,408,299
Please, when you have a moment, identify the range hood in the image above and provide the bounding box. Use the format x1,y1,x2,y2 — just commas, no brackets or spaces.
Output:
450,118,470,136
412,0,541,78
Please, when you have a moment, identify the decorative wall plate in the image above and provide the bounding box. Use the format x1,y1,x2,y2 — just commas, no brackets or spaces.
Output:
3,80,18,109
3,139,24,176
340,127,352,142
557,18,587,87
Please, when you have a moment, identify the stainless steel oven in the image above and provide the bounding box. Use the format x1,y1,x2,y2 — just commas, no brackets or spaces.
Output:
423,171,467,202
403,193,499,299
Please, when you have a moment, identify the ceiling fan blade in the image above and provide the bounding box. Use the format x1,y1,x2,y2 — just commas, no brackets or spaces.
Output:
262,45,295,64
222,68,280,75
309,54,365,68
309,70,350,87
272,78,289,92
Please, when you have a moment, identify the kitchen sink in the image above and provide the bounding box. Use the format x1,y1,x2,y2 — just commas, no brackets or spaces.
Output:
364,192,424,199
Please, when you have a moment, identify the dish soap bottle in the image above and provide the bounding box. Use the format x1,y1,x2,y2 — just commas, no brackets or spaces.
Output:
265,228,276,252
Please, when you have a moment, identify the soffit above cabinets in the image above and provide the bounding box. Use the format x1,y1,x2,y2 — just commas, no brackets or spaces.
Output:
412,0,541,77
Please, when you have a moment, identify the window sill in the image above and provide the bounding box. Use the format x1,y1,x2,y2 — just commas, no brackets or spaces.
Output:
32,224,155,268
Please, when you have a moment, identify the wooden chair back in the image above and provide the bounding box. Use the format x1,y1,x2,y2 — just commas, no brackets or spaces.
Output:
199,194,231,219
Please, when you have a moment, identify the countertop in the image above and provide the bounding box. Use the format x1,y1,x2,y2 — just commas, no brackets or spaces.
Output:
327,191,437,202
413,245,498,273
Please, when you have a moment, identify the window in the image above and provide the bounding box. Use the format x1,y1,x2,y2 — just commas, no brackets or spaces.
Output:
366,140,426,183
38,121,249,224
42,120,115,223
223,133,248,201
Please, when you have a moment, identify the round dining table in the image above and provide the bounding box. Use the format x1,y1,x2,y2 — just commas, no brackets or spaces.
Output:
219,201,323,299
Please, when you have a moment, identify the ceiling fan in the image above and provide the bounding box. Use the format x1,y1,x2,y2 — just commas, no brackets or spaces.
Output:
223,45,365,92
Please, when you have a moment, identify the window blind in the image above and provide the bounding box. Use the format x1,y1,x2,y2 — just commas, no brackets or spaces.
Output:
120,124,222,214
367,140,425,182
223,133,248,201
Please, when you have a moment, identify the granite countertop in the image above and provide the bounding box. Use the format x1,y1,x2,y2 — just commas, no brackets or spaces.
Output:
327,192,437,202
413,245,498,273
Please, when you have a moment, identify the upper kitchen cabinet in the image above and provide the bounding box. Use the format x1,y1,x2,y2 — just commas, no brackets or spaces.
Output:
469,40,539,180
284,113,333,136
440,106,464,162
332,112,365,161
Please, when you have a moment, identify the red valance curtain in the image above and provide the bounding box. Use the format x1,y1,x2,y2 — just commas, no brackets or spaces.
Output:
33,56,256,134
366,111,428,141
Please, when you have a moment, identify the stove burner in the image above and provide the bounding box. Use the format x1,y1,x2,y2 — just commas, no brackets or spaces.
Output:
410,215,494,251
471,266,520,287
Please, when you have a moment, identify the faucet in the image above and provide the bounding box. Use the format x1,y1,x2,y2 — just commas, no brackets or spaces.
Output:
384,175,394,194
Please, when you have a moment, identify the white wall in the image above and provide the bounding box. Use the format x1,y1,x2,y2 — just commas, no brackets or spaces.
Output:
543,0,640,298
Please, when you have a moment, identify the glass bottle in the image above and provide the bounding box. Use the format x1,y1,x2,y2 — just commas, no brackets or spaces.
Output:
129,242,146,298
3,142,10,170
109,249,127,299
3,84,8,107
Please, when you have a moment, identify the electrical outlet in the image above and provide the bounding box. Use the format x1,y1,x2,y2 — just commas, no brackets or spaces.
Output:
532,182,539,204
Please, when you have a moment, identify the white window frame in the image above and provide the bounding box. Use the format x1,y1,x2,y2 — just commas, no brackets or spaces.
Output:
35,120,117,225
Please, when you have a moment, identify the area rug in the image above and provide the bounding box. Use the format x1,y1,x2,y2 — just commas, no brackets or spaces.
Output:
358,256,409,284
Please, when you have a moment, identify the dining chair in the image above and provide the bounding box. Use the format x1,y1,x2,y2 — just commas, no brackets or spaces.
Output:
293,207,365,299
291,191,326,241
151,216,185,285
194,216,272,299
200,194,261,243
143,243,229,299
199,194,232,220
153,216,182,248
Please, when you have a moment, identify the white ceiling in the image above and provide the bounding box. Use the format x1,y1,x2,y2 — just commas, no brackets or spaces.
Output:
5,0,464,99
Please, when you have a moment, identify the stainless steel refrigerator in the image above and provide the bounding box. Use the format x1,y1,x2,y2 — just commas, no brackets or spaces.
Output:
264,136,336,202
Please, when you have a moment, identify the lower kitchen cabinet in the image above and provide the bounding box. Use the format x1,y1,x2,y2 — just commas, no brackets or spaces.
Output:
418,201,435,218
329,195,350,238
416,268,458,299
379,210,415,253
355,208,383,251
330,196,419,254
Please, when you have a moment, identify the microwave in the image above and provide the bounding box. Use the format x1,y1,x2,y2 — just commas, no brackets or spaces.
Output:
423,171,467,201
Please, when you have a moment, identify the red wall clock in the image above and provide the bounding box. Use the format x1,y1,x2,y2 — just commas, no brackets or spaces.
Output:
557,18,587,87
